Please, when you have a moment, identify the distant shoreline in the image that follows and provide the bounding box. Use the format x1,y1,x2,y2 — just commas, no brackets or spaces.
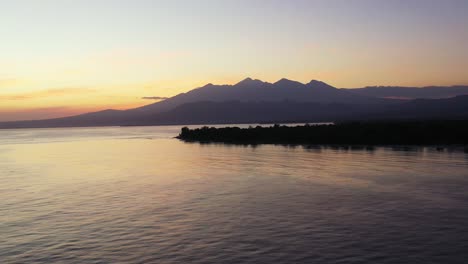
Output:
0,121,332,130
176,121,468,148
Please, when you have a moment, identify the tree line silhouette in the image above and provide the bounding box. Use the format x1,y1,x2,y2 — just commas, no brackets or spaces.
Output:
177,121,468,146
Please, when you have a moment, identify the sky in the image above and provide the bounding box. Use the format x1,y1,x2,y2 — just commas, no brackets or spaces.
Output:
1,0,468,121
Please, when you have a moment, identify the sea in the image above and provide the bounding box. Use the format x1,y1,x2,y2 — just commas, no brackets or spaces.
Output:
1,124,468,263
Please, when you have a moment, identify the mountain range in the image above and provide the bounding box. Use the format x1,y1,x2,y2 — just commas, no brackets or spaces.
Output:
1,78,468,129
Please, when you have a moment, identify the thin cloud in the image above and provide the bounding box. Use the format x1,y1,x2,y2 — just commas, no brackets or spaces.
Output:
0,88,95,100
0,78,19,88
142,96,169,100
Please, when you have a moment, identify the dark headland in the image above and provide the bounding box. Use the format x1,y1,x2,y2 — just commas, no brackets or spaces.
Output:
177,121,468,147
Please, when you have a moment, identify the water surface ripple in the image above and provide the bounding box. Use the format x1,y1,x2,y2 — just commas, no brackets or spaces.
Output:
1,126,467,263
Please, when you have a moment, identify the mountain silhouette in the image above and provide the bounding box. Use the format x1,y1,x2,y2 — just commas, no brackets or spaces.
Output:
1,78,468,129
129,78,387,116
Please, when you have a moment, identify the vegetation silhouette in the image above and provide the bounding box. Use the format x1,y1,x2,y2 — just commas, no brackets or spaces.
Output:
177,121,468,146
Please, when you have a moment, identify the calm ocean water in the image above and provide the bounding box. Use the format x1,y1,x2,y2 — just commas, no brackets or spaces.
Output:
1,125,468,263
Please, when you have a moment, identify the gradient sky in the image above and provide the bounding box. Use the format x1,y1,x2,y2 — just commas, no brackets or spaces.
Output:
1,0,468,121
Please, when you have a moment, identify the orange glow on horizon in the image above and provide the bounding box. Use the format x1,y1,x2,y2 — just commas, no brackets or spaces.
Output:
2,75,468,122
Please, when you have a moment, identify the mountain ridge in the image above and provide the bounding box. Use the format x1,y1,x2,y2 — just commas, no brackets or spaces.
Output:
131,78,387,114
1,78,468,129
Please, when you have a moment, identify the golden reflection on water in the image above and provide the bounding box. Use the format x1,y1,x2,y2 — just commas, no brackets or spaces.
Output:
1,126,468,263
4,136,467,195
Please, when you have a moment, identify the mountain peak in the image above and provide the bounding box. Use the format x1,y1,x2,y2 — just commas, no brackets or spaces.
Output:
235,77,265,86
307,80,335,89
308,79,326,85
274,78,304,87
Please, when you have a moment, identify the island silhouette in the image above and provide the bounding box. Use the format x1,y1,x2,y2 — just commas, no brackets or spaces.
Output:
176,121,468,147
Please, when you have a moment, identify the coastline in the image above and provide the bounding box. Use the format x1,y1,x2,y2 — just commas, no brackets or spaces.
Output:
176,121,468,149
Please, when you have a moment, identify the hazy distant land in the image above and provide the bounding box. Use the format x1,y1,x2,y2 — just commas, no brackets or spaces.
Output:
1,78,468,129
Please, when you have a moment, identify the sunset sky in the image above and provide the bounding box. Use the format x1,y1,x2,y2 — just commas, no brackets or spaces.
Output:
1,0,468,121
